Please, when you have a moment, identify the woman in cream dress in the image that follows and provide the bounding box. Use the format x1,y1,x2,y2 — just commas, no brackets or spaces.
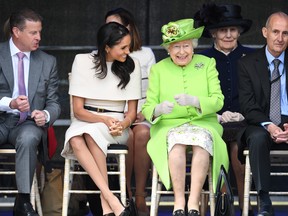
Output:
105,8,156,216
61,22,141,216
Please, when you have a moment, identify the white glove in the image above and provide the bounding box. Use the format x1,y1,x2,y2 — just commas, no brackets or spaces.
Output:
217,114,222,123
154,101,174,117
221,111,245,123
174,94,200,108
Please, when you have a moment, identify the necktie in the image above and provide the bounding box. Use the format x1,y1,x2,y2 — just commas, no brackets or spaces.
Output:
17,52,28,124
269,59,281,125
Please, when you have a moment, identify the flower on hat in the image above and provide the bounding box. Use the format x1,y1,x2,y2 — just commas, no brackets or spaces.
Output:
161,22,185,44
160,19,204,46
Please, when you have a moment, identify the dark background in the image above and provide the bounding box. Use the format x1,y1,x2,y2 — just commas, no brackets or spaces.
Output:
1,0,288,164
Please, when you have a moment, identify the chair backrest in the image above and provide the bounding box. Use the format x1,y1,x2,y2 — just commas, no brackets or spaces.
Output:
68,73,76,121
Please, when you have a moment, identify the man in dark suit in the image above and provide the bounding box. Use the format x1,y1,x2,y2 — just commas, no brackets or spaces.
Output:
238,12,288,216
0,8,60,216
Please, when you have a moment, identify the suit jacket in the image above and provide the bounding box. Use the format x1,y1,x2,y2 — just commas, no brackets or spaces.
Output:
237,46,288,161
0,41,61,163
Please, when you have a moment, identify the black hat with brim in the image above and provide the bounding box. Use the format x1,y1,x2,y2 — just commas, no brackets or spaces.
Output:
194,3,252,38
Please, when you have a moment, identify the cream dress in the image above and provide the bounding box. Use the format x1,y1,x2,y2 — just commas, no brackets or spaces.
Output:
61,53,141,160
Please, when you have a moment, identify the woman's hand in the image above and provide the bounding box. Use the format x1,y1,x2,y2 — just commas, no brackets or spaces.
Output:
135,112,145,123
220,111,244,123
154,101,174,117
174,94,200,108
109,121,124,136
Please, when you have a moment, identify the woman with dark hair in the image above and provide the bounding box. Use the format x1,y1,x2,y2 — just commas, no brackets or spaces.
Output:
61,22,141,216
106,8,156,216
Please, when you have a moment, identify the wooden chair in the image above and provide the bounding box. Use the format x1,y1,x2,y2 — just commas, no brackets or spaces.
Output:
62,73,128,216
149,157,215,216
0,145,42,215
242,149,288,216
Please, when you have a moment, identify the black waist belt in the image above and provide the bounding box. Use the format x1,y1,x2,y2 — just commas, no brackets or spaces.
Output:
84,106,123,114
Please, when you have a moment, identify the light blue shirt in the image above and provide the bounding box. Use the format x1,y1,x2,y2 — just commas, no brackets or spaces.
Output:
262,47,288,127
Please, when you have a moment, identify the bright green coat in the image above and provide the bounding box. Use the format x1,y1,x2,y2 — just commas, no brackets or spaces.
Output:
142,54,229,191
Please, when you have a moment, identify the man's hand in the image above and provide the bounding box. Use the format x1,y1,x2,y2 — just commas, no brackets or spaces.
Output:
267,123,288,143
31,110,47,127
154,101,174,118
10,95,30,112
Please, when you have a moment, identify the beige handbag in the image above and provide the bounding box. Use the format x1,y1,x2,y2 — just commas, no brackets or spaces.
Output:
41,169,63,216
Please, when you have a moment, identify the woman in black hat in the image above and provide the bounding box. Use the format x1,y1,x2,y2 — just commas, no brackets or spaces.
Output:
194,3,255,216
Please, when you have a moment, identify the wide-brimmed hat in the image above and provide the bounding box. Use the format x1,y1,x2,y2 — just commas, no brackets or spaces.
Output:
161,18,204,46
194,3,252,38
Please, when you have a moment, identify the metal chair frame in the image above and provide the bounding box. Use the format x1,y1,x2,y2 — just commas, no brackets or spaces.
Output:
62,73,128,216
0,147,42,215
149,158,215,216
242,150,288,216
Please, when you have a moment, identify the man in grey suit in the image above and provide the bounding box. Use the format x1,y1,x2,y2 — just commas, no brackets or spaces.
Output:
0,8,60,216
238,12,288,216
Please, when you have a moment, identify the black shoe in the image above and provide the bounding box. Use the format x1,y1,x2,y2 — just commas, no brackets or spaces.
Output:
187,209,200,216
13,196,39,216
258,199,274,216
119,207,130,216
258,204,274,216
172,209,185,216
257,210,274,216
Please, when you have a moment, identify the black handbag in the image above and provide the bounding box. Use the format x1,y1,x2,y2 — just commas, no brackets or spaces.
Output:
214,165,235,216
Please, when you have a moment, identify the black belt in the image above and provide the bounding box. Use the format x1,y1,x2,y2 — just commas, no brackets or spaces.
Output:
84,106,123,114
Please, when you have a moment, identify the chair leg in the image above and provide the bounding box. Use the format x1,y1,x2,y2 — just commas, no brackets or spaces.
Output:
150,165,158,216
243,154,251,216
34,172,43,216
119,153,126,206
208,161,215,216
200,190,208,215
155,180,162,216
62,158,71,216
30,172,36,210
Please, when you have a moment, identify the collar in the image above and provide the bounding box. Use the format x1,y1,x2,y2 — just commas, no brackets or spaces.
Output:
265,45,285,65
9,38,31,59
213,42,238,56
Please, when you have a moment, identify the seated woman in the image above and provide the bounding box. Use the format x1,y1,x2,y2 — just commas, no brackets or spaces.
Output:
142,19,229,216
61,22,141,216
194,4,255,215
105,8,156,216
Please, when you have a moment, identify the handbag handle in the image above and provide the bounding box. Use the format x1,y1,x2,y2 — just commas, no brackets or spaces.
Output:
215,165,234,202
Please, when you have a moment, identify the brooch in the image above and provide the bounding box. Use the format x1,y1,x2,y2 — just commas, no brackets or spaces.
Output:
195,62,204,70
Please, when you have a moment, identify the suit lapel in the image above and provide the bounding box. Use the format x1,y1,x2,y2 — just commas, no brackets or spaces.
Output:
255,47,270,102
0,42,14,93
28,51,43,103
284,50,288,100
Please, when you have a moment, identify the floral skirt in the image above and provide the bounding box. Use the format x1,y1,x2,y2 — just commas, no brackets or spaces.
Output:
167,123,213,156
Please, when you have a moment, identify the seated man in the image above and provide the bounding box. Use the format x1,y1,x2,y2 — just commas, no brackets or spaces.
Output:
0,8,60,216
238,11,288,216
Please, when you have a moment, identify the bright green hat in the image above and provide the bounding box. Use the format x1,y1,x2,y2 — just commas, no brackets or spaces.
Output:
161,18,204,46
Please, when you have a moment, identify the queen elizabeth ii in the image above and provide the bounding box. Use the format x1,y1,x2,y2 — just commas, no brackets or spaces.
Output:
142,19,229,216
